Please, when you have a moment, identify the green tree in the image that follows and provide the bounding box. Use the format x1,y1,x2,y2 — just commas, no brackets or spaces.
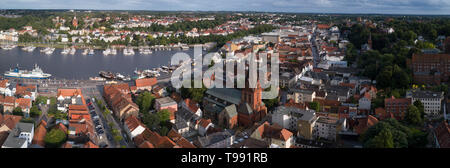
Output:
157,109,171,123
405,105,423,126
413,100,425,118
142,113,160,130
30,106,41,118
366,127,394,148
44,129,67,148
136,91,155,114
309,101,320,112
12,107,23,116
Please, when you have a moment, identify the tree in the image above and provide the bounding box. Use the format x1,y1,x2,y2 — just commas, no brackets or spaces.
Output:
365,127,394,148
160,126,169,136
30,106,41,118
142,113,160,130
136,91,155,114
12,107,23,116
413,100,425,118
157,109,171,123
44,129,67,148
405,105,423,126
309,101,320,112
263,97,279,110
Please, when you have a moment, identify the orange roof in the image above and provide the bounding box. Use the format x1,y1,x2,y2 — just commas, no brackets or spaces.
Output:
55,123,68,133
183,98,199,112
0,79,8,88
3,96,15,105
138,141,155,148
0,115,23,130
32,124,47,147
256,121,293,141
135,78,157,88
57,88,82,98
84,141,99,148
124,115,144,132
198,118,211,128
15,84,36,97
355,115,379,134
15,98,32,109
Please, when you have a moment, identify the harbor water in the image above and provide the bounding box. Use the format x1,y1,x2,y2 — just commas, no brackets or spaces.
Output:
0,47,197,79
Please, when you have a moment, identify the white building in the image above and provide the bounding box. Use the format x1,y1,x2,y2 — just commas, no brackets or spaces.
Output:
313,117,346,141
1,122,34,148
124,116,146,139
407,90,444,116
272,106,316,131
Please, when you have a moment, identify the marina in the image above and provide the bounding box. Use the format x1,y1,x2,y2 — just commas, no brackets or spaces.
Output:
0,46,198,79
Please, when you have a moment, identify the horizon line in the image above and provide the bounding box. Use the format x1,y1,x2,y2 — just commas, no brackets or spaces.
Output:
1,8,450,16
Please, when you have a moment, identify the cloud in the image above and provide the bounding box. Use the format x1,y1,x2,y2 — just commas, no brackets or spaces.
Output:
0,0,449,14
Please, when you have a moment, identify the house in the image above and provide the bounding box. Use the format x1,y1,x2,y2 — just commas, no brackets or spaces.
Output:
0,114,23,133
313,116,346,141
291,89,316,103
181,98,202,118
57,88,84,112
174,107,200,136
135,78,157,91
272,106,317,139
103,84,139,121
15,84,37,101
218,104,238,129
358,92,371,110
15,98,32,117
384,97,411,120
1,122,34,148
31,121,47,148
251,122,294,148
0,79,9,94
152,85,168,97
433,121,449,148
196,118,213,136
154,97,177,123
1,96,15,113
407,90,444,116
124,115,146,139
167,129,196,148
193,131,234,148
353,115,378,135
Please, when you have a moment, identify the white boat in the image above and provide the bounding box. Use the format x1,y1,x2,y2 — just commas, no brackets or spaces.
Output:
40,47,49,53
124,47,135,56
69,47,76,55
61,47,70,55
103,48,111,56
111,48,117,55
45,48,55,55
82,49,89,55
4,64,51,79
89,76,106,81
88,48,95,55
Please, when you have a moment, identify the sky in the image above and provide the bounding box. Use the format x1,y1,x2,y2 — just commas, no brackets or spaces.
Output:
1,0,450,15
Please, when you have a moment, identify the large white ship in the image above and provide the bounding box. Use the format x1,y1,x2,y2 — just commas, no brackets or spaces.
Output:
4,64,52,79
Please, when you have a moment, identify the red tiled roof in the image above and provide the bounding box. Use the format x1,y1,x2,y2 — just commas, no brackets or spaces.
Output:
135,78,157,88
256,122,293,141
198,118,211,128
84,141,99,148
354,115,379,134
434,121,450,148
183,98,199,112
15,98,32,109
32,124,47,147
138,141,155,148
0,79,8,88
0,115,23,130
124,115,144,132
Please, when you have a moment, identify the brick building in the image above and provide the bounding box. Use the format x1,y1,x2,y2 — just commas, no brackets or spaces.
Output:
384,97,411,120
410,53,450,84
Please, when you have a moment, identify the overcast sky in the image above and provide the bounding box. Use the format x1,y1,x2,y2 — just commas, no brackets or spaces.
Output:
1,0,450,15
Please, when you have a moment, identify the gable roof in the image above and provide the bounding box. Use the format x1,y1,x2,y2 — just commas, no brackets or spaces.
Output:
32,123,47,147
354,115,379,134
124,115,145,132
183,98,200,112
255,121,293,141
135,78,157,88
15,98,32,109
223,104,237,118
0,115,23,130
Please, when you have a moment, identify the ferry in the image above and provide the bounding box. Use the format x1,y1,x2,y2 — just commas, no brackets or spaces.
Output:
4,64,52,79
